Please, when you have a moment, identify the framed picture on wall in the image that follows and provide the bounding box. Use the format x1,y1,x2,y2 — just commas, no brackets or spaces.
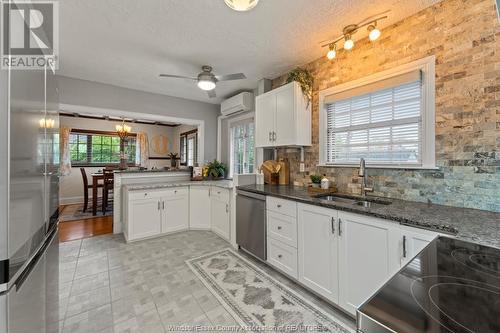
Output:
149,134,171,159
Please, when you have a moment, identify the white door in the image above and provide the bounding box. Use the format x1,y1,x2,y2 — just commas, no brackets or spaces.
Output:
338,212,400,315
274,84,295,146
255,93,275,147
211,195,230,240
162,188,189,233
297,204,339,303
128,198,162,240
189,186,211,229
400,226,438,266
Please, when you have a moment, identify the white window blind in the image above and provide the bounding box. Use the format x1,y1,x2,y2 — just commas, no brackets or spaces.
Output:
326,76,423,166
230,119,255,177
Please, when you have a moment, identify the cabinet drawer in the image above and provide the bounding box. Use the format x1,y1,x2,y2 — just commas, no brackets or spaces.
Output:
210,187,230,202
127,189,163,201
163,187,189,197
266,196,296,217
267,238,298,279
267,211,297,248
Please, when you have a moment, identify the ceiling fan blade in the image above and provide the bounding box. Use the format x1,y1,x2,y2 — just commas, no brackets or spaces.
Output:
207,90,217,98
159,74,196,80
215,73,246,81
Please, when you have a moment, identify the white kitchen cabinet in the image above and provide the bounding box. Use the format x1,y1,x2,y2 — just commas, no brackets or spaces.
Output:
255,81,311,148
124,190,163,242
189,186,211,229
337,211,401,315
400,225,438,266
210,187,230,240
161,187,189,234
255,92,276,148
297,203,339,303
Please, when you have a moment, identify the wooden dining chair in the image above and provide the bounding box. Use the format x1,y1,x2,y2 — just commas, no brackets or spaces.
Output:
102,169,114,214
80,168,102,212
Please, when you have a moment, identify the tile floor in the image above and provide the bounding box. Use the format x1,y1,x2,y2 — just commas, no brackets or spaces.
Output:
59,230,355,333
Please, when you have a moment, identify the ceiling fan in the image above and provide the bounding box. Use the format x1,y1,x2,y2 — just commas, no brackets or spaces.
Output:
159,65,246,98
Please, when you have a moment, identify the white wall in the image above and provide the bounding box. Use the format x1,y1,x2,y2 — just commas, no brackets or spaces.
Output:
57,75,220,162
59,115,179,204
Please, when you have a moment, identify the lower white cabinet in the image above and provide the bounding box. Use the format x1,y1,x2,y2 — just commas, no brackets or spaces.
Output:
125,191,163,241
161,187,189,234
267,238,298,279
400,225,438,266
297,204,339,303
210,188,230,240
295,202,439,316
189,186,211,229
337,211,401,315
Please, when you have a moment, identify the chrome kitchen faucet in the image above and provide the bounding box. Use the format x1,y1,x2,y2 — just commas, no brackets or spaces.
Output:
359,158,373,198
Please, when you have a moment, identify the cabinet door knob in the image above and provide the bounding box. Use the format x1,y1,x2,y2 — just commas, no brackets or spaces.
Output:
277,226,282,230
162,201,165,210
277,254,282,259
403,235,407,258
338,218,342,236
331,217,335,235
277,204,282,208
157,201,160,210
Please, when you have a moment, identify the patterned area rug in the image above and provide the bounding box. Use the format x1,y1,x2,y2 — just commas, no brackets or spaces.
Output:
59,203,113,222
187,249,353,333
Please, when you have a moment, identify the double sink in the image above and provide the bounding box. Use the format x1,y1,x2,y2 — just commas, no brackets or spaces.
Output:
314,193,392,208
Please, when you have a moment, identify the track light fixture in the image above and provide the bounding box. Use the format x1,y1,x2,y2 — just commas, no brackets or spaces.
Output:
326,43,337,60
321,13,388,59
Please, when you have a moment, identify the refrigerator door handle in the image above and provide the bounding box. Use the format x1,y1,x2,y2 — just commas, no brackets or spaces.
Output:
14,227,56,292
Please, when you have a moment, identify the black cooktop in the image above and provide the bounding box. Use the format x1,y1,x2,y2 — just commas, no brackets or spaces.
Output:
357,237,500,333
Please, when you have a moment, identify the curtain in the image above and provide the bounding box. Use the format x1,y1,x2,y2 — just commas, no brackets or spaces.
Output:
136,132,149,167
60,127,72,176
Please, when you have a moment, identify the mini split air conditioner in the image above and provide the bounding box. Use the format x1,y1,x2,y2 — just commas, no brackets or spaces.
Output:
220,92,254,117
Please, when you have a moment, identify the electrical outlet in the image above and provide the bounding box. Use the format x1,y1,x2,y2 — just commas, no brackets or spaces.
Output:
299,162,305,172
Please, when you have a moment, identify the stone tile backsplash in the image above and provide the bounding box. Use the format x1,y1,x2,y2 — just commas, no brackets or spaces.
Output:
273,0,500,212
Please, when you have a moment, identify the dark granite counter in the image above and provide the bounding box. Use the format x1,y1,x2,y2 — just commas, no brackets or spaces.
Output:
237,184,500,249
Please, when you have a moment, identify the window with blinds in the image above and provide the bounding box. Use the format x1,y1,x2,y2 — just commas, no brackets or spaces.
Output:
325,71,424,166
230,119,255,177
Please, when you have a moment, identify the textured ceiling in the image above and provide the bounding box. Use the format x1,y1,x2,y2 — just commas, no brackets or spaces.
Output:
59,0,441,104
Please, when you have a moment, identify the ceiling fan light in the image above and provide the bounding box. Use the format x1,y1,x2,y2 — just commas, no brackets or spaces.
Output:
224,0,259,11
344,35,354,50
198,79,216,91
368,24,381,41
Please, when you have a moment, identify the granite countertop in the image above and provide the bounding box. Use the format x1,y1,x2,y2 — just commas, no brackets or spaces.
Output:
237,184,500,249
123,179,234,191
114,169,191,174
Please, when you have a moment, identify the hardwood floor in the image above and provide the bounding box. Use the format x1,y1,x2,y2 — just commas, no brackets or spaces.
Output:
59,215,113,242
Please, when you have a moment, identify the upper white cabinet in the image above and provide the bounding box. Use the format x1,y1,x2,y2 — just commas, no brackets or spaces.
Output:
189,186,211,229
297,204,339,303
337,211,401,315
210,187,231,240
255,82,311,147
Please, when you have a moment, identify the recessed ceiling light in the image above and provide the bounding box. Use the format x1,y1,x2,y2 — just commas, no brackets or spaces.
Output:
224,0,259,12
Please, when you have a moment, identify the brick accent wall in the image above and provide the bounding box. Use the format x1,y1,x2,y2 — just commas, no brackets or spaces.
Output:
272,0,500,212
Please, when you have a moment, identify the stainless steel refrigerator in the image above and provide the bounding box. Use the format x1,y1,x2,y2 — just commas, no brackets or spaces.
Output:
0,64,60,332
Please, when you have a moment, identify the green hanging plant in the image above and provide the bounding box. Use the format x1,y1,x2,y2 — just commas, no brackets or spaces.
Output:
286,67,313,107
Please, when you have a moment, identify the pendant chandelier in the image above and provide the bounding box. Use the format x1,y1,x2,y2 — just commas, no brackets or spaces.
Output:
116,119,131,139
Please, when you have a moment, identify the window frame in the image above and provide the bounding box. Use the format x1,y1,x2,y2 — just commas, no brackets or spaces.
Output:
179,129,198,166
228,113,255,179
318,56,436,169
69,129,138,167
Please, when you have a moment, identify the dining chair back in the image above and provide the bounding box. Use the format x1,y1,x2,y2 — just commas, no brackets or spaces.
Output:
102,169,114,214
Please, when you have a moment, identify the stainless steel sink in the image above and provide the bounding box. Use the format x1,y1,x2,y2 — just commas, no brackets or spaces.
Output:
314,194,392,207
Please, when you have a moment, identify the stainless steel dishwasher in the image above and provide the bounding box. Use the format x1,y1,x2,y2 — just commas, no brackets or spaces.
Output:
236,190,267,261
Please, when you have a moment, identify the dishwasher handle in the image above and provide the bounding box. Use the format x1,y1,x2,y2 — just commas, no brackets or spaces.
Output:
236,190,266,201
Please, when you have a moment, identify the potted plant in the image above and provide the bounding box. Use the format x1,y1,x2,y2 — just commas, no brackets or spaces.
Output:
205,160,227,180
286,67,313,107
310,174,322,188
